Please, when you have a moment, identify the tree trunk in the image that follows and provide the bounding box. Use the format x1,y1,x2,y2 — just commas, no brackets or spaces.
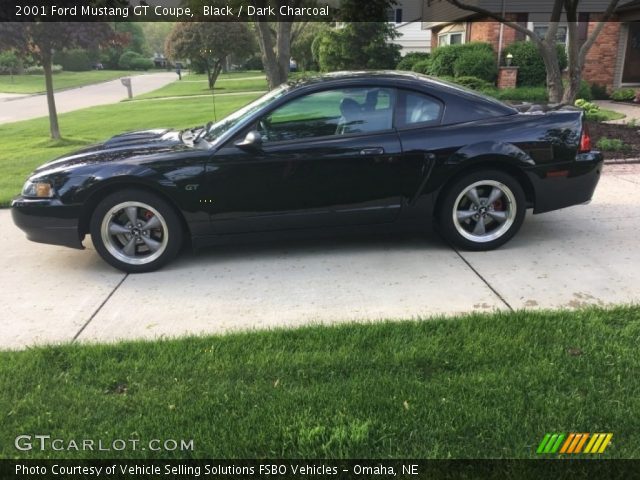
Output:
562,1,582,104
42,50,61,140
539,45,564,104
255,21,292,89
208,61,223,90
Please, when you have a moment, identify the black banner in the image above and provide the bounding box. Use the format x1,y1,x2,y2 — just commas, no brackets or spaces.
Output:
1,459,639,480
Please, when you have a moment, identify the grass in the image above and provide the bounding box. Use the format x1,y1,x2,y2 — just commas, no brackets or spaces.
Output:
0,92,261,205
135,71,268,100
1,306,639,459
585,109,626,122
134,71,318,100
0,70,138,94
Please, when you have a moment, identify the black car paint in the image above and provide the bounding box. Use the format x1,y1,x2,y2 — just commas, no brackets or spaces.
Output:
11,72,603,251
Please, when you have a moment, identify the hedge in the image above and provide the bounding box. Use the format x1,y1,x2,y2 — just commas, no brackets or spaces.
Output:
396,52,430,71
501,41,568,86
453,49,497,82
53,49,91,72
430,42,494,78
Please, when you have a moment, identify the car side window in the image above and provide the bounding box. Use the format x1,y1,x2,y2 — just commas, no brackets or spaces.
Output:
398,90,443,128
258,87,395,143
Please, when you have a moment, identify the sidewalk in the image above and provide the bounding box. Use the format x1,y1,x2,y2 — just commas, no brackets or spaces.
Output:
0,72,177,125
594,100,640,124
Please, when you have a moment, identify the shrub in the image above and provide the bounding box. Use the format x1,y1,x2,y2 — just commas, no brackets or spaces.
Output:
450,76,493,90
129,57,154,70
53,49,91,71
494,86,548,103
596,138,631,152
590,83,609,100
574,98,599,114
453,49,497,82
0,50,22,75
611,88,636,101
396,52,430,71
430,42,493,78
25,64,63,74
241,55,263,71
411,59,432,74
118,50,144,70
502,41,567,86
577,79,592,101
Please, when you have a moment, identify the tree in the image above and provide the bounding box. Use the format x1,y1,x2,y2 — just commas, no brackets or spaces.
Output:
0,22,117,139
165,22,255,89
292,23,330,71
140,22,175,55
101,23,148,69
312,22,401,72
0,50,21,81
443,0,621,104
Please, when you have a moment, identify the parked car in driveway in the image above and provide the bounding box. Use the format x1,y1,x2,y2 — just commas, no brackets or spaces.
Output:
12,71,603,273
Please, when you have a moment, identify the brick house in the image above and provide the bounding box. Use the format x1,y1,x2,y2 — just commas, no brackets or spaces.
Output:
422,0,640,91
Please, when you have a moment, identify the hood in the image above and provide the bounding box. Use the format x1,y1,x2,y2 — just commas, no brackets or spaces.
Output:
33,129,193,175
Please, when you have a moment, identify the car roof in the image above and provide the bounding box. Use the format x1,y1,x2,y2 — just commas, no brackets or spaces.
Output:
288,71,518,120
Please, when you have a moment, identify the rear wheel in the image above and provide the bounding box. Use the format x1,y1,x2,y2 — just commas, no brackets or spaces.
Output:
438,170,526,250
90,190,183,273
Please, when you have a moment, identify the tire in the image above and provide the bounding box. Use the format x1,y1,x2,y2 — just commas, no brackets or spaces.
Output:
90,189,183,273
437,169,526,251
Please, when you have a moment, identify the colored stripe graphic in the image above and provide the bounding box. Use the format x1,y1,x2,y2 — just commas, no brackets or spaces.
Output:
598,433,613,453
538,433,613,454
560,433,575,454
537,434,552,454
574,433,589,453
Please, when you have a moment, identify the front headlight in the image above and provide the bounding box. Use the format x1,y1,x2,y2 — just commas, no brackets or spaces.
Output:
22,180,54,198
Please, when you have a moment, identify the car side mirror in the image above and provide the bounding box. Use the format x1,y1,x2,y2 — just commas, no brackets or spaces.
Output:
235,130,262,150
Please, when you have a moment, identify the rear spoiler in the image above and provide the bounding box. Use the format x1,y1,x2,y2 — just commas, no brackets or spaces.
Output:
512,103,582,114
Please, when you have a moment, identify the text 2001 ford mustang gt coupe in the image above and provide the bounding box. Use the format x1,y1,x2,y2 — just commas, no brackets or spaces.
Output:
12,72,603,273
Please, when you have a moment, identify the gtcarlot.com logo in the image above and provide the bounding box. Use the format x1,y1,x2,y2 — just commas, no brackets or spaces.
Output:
536,433,613,455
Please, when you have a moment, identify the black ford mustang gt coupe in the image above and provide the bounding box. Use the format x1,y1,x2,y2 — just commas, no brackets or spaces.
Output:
12,72,603,273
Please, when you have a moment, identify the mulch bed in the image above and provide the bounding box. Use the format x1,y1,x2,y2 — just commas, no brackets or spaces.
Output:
587,120,640,160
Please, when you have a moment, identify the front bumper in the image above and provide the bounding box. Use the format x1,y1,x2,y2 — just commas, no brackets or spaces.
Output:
11,197,85,249
528,151,604,214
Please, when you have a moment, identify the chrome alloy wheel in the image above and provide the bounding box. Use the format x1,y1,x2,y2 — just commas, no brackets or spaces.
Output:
452,180,517,243
100,201,169,266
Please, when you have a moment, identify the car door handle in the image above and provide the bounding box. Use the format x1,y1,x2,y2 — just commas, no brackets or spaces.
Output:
360,147,384,156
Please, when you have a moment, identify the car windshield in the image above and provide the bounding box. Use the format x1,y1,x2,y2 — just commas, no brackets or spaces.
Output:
203,84,291,143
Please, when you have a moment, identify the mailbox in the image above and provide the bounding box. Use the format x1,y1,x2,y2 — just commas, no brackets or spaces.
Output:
120,77,132,99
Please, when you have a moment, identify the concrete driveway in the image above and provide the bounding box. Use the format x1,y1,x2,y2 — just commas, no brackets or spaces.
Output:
1,164,639,350
0,72,177,124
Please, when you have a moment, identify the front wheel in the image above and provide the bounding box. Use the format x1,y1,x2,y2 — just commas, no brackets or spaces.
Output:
90,189,183,273
437,170,526,251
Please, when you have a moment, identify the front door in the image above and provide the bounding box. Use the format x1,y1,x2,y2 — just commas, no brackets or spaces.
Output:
204,87,412,234
622,22,640,84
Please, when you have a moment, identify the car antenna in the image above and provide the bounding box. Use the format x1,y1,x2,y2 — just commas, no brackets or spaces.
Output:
211,83,217,122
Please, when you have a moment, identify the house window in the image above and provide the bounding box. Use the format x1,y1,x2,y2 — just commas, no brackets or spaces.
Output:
532,24,568,46
387,8,403,23
438,32,464,46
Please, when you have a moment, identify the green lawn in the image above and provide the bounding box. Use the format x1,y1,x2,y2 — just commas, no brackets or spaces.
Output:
135,71,268,99
1,306,638,459
586,109,626,122
0,70,138,94
0,92,261,205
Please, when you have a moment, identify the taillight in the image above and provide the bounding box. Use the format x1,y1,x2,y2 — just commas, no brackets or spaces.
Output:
579,124,592,153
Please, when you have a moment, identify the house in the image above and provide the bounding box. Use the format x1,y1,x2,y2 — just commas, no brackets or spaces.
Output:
422,0,640,91
388,0,432,54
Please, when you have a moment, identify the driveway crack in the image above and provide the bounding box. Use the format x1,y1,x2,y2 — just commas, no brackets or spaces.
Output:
452,248,514,311
72,274,128,342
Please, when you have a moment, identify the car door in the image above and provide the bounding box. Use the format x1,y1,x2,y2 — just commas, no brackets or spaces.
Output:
205,86,415,234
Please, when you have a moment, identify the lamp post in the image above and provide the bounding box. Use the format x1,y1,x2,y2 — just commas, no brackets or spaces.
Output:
506,53,514,67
